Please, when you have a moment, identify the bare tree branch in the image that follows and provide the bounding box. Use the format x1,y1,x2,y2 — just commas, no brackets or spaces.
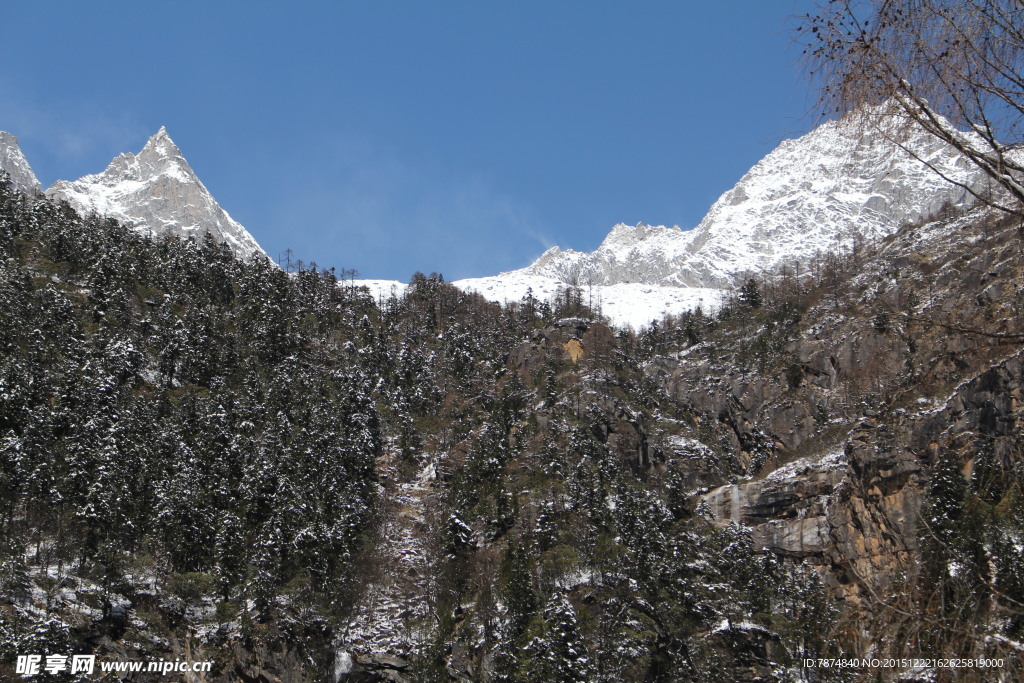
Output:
799,0,1024,215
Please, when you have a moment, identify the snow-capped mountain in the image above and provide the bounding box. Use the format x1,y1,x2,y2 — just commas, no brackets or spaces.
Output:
0,131,42,196
439,109,988,328
512,111,986,290
7,108,992,329
46,127,265,259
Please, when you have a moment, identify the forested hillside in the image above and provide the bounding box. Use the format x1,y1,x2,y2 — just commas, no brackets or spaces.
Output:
1,174,1022,681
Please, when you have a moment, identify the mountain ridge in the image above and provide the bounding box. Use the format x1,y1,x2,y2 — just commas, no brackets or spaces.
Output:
5,109,991,329
505,110,986,290
421,109,988,327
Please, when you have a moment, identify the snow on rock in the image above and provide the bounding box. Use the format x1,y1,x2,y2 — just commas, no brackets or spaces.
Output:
711,618,774,636
45,127,266,259
760,445,847,485
664,435,718,459
700,445,850,556
0,131,42,195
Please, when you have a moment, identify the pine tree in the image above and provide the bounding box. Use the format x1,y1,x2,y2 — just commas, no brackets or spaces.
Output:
501,537,536,639
738,278,762,308
537,594,594,682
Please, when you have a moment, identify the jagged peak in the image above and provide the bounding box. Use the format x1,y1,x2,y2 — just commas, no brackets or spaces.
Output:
140,126,183,160
44,126,266,259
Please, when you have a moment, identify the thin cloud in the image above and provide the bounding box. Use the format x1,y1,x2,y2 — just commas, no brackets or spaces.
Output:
261,133,551,280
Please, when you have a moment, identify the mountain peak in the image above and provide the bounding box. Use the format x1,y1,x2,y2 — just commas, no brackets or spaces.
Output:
0,130,43,195
517,108,987,290
139,126,183,163
150,125,174,145
45,130,266,259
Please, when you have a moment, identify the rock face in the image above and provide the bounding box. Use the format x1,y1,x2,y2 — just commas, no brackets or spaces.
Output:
699,346,1024,603
516,110,985,289
46,127,265,259
702,447,848,557
700,431,923,600
671,205,1024,605
0,131,42,196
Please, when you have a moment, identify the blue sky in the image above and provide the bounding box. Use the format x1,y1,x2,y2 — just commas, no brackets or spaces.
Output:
2,1,818,280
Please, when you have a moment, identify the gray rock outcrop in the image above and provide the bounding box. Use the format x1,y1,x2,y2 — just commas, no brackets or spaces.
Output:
0,131,42,196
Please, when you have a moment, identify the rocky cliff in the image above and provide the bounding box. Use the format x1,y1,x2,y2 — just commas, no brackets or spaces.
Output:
653,204,1024,663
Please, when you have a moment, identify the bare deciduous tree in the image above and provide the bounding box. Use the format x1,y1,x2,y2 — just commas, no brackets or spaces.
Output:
799,0,1024,215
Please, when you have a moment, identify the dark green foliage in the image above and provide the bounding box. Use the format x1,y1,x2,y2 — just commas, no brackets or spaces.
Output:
872,308,890,334
0,177,846,679
534,594,594,682
738,277,762,308
501,537,536,639
0,179,382,669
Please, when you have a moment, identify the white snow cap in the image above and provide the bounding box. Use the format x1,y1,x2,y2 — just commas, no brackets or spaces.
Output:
521,109,986,290
437,108,988,328
45,127,267,259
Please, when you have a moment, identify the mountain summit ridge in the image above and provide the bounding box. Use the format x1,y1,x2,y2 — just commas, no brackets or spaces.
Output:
514,110,985,290
438,110,992,327
4,109,995,328
45,128,265,259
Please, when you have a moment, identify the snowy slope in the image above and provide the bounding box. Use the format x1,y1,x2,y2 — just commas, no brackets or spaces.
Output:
0,131,42,196
673,112,984,287
353,275,723,331
46,128,265,259
454,272,723,331
355,279,410,304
